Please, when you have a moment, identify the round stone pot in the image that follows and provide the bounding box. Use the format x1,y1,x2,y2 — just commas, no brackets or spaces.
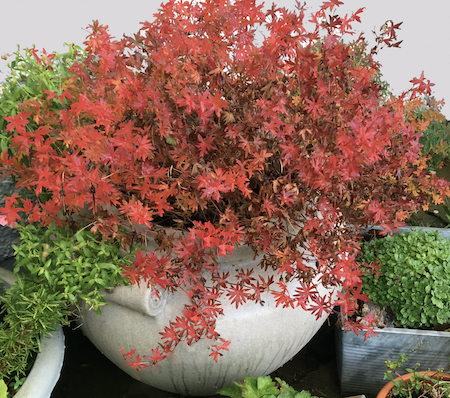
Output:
0,268,65,398
79,245,333,396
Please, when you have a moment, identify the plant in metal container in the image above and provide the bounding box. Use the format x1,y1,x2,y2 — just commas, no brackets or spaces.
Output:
336,227,450,397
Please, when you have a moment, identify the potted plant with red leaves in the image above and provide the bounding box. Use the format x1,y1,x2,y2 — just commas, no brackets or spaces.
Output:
0,0,448,395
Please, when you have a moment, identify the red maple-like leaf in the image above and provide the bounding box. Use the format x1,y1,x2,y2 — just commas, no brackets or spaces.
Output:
121,265,141,286
4,112,32,134
309,294,332,320
226,284,250,308
0,194,21,226
143,347,166,365
362,311,379,341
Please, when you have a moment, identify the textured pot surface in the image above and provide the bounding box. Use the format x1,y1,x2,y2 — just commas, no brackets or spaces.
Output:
376,371,450,398
80,245,333,396
0,267,65,398
15,329,65,398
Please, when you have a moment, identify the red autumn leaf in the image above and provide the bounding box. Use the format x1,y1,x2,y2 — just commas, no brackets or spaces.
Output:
226,283,250,308
143,347,166,365
0,194,21,225
196,134,218,157
209,349,221,363
124,354,148,369
197,169,231,202
160,325,179,347
309,294,332,320
273,282,295,309
4,112,32,134
121,265,141,286
120,347,136,359
362,311,380,341
175,91,197,114
212,339,231,352
135,135,155,161
368,199,387,224
210,91,228,117
322,0,344,10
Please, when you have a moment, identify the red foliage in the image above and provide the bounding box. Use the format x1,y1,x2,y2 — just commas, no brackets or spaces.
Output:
1,0,448,366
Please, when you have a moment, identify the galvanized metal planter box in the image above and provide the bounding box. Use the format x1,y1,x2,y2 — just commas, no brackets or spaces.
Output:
336,226,450,398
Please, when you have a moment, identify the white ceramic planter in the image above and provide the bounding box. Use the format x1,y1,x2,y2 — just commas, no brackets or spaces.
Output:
79,244,334,396
0,267,65,398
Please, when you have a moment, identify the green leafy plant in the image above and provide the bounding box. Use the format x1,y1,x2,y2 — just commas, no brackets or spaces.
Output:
420,118,450,171
0,223,135,396
383,344,450,398
404,96,449,172
360,229,450,329
0,380,6,398
402,97,450,227
219,375,319,398
0,44,84,153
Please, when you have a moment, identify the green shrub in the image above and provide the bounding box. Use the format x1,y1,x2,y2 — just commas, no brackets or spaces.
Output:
0,44,84,153
0,223,134,396
359,229,450,328
219,375,319,398
420,118,450,171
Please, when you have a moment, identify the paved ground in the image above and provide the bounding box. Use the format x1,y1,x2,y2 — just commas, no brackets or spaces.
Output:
50,318,343,398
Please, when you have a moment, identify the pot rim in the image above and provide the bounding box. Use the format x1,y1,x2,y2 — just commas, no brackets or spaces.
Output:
376,371,450,398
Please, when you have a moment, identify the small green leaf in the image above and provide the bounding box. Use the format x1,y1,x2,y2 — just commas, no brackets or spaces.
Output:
165,135,176,145
219,384,246,398
431,297,444,309
255,376,279,397
0,379,7,398
295,391,314,398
